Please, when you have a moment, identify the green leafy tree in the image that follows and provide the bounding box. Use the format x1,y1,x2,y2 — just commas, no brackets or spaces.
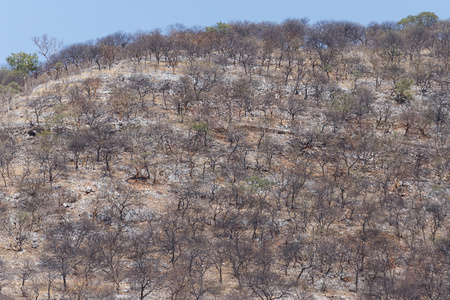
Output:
205,22,230,34
245,176,274,195
191,122,210,146
398,12,438,29
393,79,414,103
6,52,39,75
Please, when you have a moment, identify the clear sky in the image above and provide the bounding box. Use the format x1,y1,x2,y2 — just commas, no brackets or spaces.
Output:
0,0,448,65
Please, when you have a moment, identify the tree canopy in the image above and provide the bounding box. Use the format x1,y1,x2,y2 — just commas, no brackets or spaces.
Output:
6,52,39,75
398,11,438,28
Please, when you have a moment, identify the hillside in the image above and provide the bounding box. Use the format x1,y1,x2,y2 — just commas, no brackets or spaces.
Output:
0,17,448,299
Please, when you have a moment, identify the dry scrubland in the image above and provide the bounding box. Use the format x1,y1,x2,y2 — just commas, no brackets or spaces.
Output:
0,18,448,299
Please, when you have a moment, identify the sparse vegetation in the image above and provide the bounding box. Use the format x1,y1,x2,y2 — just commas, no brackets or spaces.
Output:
0,12,448,299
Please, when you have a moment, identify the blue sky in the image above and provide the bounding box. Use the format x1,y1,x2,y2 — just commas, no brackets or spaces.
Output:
0,0,448,65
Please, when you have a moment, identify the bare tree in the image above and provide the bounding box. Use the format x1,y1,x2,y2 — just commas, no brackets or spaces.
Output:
32,34,63,63
17,259,36,297
97,180,140,224
128,74,155,109
27,96,55,125
0,130,16,186
127,226,162,300
42,220,91,290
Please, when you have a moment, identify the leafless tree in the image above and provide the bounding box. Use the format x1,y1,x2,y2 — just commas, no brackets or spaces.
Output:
42,220,91,290
32,34,63,63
